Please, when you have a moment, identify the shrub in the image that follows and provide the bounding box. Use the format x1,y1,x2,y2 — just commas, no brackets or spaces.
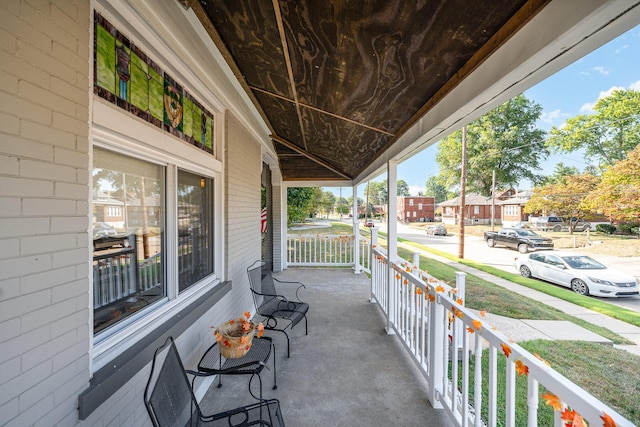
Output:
596,224,616,234
617,223,640,235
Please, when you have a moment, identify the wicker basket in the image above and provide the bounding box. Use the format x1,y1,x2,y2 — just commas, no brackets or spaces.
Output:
217,320,255,359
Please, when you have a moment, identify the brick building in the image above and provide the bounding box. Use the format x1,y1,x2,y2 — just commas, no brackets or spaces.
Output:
397,196,436,222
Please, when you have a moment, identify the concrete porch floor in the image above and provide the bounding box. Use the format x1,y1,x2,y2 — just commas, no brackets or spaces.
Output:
199,267,453,426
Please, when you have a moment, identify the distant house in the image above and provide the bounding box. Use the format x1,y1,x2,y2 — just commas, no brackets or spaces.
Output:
397,196,436,222
439,189,516,225
498,190,533,226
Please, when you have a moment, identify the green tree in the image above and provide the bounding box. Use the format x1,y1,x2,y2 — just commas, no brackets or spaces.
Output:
546,89,640,170
335,197,349,214
287,187,316,224
524,173,600,233
582,145,640,222
541,162,581,185
397,179,410,196
367,181,387,205
436,94,547,195
424,175,451,203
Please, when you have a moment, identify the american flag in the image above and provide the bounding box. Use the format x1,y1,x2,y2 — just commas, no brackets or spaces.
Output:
260,207,267,233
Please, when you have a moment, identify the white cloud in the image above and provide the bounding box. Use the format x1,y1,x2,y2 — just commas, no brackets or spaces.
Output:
614,44,630,54
631,80,640,90
408,185,422,196
580,85,627,113
593,66,610,75
540,109,568,124
579,102,596,113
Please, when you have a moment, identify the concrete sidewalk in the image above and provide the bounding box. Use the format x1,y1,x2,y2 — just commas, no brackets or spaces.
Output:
405,244,640,356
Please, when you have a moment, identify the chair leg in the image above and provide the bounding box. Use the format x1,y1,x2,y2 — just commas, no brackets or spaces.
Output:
272,341,278,390
248,372,263,401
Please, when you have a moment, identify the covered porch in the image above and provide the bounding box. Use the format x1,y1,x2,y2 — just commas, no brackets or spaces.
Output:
199,267,454,426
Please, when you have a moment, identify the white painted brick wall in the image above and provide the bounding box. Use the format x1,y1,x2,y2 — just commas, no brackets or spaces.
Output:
0,1,91,426
225,112,263,310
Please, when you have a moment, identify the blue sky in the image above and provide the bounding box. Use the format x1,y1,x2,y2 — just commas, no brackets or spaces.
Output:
326,24,640,200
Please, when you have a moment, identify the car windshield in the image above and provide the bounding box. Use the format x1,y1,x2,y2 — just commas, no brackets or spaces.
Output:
514,229,538,236
561,256,606,270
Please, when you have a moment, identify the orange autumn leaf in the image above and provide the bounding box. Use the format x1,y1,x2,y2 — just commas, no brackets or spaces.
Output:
541,392,563,411
396,274,401,280
534,353,551,367
480,310,486,317
223,339,231,347
215,332,223,342
429,277,438,283
403,279,408,285
435,285,445,293
501,343,512,358
472,319,482,330
451,288,458,294
244,311,251,319
240,335,249,344
427,294,435,302
601,412,617,427
416,287,423,295
228,319,235,325
560,408,586,426
406,267,411,272
515,360,529,376
466,327,475,334
456,298,463,305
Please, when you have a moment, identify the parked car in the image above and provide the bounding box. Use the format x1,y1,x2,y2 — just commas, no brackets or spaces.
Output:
425,224,447,236
533,216,591,232
514,251,640,297
93,222,117,238
364,219,375,227
484,228,553,253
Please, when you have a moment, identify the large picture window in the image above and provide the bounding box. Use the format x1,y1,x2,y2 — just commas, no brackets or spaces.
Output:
92,148,165,336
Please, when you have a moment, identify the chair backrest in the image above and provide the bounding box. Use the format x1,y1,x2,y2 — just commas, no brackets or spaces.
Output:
247,261,278,310
144,337,201,427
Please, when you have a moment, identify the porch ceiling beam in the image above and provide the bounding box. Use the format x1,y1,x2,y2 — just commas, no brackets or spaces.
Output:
271,134,352,180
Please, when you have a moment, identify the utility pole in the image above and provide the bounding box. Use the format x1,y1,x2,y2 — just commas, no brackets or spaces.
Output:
491,169,496,231
458,126,467,259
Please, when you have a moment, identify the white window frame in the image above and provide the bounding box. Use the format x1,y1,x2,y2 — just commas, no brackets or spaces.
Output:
90,103,224,373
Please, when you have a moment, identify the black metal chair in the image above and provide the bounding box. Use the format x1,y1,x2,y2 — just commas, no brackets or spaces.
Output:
144,336,285,427
247,261,309,357
197,336,277,401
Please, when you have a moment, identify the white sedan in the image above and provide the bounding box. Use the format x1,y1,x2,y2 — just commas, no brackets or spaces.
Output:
514,251,640,297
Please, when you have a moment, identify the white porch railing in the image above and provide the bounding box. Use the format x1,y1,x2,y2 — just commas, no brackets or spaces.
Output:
370,246,634,427
286,234,371,273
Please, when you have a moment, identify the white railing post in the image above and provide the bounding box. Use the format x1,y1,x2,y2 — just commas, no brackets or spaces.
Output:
427,293,444,409
412,252,420,274
353,184,361,274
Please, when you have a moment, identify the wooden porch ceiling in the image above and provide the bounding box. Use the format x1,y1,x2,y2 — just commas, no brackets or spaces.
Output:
190,0,549,181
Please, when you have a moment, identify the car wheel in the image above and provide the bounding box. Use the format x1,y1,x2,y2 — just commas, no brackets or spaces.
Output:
519,265,532,278
518,243,528,253
553,225,562,232
571,279,590,296
487,238,495,248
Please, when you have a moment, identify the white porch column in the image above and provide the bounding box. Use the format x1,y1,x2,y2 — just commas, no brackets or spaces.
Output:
278,184,288,271
386,160,398,334
272,183,286,272
353,184,362,274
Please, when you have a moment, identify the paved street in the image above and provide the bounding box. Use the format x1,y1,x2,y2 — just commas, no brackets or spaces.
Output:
372,220,640,312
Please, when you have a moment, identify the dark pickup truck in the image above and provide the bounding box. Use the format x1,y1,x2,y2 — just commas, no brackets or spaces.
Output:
484,228,554,253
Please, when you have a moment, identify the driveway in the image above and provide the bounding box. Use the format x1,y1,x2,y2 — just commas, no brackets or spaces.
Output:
374,220,640,312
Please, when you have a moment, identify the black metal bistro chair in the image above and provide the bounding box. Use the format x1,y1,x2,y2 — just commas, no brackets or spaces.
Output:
197,335,277,401
144,337,285,427
247,261,309,357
